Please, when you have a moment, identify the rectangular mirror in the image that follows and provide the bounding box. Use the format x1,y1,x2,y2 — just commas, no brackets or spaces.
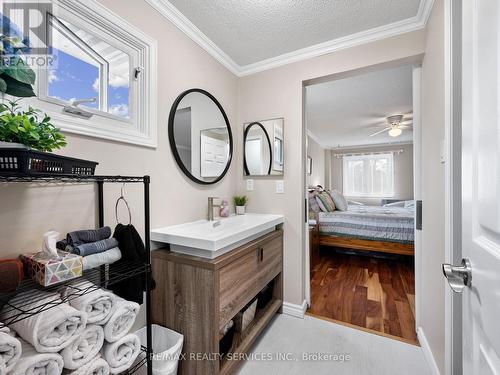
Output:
244,118,284,176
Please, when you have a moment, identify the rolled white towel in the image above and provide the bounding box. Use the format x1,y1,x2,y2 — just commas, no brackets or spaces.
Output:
0,291,87,352
0,324,9,333
61,325,104,370
60,280,116,324
10,338,63,375
82,248,121,270
102,333,141,374
103,297,139,343
63,356,109,375
0,330,22,374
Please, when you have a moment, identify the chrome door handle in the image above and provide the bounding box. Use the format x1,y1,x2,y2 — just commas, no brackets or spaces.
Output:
442,258,472,293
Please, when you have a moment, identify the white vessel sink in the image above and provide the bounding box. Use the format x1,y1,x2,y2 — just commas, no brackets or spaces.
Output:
151,213,284,258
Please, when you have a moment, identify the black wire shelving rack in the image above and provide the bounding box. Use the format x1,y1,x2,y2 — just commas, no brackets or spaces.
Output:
0,173,153,375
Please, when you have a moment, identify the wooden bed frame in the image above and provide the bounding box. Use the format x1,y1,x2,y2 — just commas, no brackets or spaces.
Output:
312,222,414,256
319,233,414,256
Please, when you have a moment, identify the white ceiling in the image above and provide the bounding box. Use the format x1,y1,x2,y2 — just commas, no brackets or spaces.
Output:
168,0,421,65
148,0,433,76
306,64,413,148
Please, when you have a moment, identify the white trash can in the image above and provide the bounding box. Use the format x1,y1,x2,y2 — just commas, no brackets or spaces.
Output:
135,324,184,375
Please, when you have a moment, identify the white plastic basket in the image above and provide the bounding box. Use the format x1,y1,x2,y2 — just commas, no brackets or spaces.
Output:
135,324,184,375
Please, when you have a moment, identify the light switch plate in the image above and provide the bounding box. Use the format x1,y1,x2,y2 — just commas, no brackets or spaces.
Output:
246,179,254,191
276,180,284,194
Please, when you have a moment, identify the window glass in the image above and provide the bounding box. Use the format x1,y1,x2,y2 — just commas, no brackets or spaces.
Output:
47,16,130,119
343,153,394,197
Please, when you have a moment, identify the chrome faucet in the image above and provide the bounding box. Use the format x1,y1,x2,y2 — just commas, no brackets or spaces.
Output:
207,197,220,221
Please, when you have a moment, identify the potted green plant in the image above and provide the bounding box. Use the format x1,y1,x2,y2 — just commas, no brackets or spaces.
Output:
233,195,248,215
0,100,66,151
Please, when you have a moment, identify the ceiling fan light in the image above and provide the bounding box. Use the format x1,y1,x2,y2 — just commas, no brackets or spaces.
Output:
388,128,402,137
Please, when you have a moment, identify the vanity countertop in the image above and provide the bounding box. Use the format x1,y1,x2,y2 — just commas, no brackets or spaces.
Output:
150,213,284,258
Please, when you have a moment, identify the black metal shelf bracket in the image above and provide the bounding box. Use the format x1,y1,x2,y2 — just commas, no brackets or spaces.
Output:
0,173,153,375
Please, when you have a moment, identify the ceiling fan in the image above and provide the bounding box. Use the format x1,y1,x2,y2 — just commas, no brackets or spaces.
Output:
368,114,413,138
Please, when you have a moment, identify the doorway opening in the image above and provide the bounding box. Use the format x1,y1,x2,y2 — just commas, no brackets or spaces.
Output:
303,62,421,345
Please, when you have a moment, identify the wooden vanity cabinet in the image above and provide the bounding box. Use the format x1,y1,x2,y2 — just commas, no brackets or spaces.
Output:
152,229,284,375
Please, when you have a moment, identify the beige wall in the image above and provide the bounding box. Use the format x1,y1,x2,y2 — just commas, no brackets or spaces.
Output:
306,136,325,188
420,0,446,372
0,3,446,369
0,0,239,257
330,143,414,206
237,30,427,305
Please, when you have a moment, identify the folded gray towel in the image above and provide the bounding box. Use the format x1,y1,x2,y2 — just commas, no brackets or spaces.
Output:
67,227,112,246
83,248,122,270
72,238,119,256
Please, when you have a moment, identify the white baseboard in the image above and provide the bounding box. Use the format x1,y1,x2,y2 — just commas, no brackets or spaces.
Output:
417,327,441,375
282,300,307,319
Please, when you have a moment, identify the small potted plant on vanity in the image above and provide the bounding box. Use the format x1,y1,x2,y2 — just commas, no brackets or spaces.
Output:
233,195,248,215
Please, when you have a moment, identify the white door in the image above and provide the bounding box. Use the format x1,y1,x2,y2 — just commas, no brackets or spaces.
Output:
200,134,228,178
451,0,500,373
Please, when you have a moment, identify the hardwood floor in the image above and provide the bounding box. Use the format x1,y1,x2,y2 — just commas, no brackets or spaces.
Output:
308,250,418,344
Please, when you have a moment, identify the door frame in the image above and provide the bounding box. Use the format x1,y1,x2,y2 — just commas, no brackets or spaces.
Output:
444,0,462,374
302,57,424,331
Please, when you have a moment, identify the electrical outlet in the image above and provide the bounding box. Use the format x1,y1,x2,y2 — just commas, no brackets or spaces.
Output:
276,180,284,194
246,179,254,191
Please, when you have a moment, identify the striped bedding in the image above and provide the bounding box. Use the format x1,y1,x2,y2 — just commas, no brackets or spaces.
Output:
318,205,415,244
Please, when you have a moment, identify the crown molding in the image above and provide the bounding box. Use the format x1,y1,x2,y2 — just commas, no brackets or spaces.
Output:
145,0,240,75
146,0,435,78
306,130,329,150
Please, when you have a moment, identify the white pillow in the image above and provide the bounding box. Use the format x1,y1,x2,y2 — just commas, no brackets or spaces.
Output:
404,200,416,209
383,201,405,208
329,189,348,211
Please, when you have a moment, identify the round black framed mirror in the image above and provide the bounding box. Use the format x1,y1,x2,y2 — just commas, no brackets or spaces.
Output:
243,122,272,176
168,88,233,185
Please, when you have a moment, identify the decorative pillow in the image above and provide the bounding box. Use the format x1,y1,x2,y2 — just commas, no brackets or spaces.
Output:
404,200,416,210
315,191,336,212
308,191,321,213
329,189,348,211
383,201,405,208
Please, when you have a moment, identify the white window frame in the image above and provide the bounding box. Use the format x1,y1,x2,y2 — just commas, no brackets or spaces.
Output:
342,152,395,198
27,0,158,148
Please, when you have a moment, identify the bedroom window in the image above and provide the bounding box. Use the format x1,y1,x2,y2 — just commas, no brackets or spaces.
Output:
343,153,395,197
28,0,157,147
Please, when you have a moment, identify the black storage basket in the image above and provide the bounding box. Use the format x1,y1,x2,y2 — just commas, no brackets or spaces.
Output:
0,148,98,175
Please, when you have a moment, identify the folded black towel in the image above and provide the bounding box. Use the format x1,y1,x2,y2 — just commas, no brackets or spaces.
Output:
56,239,67,251
67,227,112,246
72,237,119,256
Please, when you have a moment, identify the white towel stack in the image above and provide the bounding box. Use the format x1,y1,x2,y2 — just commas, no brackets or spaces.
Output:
60,324,104,370
63,356,109,375
0,326,22,374
58,281,140,374
102,334,141,375
60,280,117,324
1,281,141,375
10,338,64,375
103,297,140,343
0,291,87,353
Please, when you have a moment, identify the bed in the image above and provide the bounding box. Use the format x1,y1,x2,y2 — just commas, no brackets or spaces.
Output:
315,204,415,256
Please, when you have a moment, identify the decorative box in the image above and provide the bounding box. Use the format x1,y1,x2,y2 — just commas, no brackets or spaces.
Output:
21,251,83,286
